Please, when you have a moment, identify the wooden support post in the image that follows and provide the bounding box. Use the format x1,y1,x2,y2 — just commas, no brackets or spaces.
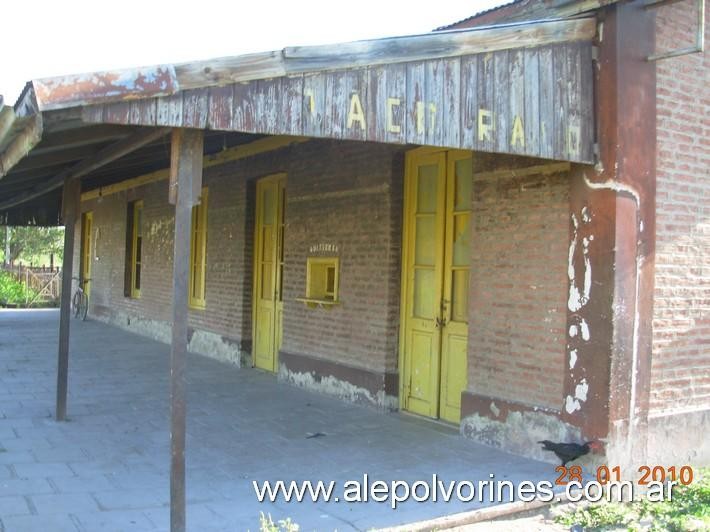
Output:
168,128,203,532
56,176,81,421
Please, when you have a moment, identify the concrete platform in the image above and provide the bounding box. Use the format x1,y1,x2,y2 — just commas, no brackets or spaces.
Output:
0,309,554,531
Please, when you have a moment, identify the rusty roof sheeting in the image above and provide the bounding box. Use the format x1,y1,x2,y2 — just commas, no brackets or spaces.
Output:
33,65,179,112
434,0,526,31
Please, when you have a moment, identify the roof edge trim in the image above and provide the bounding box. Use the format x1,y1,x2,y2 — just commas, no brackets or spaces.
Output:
0,110,43,179
33,64,179,112
32,17,596,112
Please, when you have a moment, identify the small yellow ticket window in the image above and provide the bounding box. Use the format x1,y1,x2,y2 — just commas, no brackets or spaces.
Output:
307,257,339,301
297,257,340,308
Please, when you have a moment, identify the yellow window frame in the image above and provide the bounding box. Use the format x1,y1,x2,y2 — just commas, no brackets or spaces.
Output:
130,200,144,298
305,257,339,302
189,187,208,309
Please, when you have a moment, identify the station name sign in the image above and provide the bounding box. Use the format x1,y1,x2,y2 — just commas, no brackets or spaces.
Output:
85,43,594,163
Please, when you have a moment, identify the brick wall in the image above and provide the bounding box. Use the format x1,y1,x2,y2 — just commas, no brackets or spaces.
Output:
80,166,251,350
468,156,569,410
76,139,404,377
281,141,404,373
651,0,710,414
76,135,573,416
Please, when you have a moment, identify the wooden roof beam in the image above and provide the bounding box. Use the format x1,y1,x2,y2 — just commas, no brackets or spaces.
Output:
176,18,597,88
30,125,137,155
81,135,308,201
0,114,43,179
276,18,595,72
12,143,115,172
0,127,169,211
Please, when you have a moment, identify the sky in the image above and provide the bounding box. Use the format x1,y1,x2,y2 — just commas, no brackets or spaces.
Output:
0,0,507,104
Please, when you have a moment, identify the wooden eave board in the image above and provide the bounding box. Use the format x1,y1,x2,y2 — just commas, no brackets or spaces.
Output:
83,41,595,163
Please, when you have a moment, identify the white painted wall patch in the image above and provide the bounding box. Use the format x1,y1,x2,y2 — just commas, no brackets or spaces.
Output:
580,318,590,341
565,395,581,414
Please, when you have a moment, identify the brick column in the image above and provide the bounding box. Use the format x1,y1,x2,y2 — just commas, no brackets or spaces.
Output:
561,1,656,470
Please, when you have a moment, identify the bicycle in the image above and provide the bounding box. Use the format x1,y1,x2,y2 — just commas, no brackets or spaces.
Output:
71,277,90,321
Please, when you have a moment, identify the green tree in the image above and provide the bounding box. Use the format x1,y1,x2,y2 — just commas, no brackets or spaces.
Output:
1,226,64,266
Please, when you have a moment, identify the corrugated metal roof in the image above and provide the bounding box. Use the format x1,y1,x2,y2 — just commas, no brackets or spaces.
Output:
434,0,526,31
436,0,619,31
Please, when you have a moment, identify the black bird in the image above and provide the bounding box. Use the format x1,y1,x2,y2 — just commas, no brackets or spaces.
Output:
538,440,601,466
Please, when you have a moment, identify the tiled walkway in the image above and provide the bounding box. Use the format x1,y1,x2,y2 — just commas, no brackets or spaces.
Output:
0,310,553,531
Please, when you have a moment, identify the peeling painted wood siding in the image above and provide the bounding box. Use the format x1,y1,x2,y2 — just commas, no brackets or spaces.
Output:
83,42,595,163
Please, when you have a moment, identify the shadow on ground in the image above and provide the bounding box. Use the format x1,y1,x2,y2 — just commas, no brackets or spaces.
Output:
0,310,555,531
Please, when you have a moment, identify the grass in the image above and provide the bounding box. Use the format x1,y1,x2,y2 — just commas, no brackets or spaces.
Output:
259,512,300,531
0,270,39,307
556,468,710,531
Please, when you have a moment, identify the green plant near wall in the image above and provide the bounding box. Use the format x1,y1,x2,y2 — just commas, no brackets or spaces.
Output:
556,468,710,531
259,512,299,532
0,271,39,306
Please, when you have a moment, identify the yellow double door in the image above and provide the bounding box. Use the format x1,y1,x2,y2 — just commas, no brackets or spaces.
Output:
253,174,286,372
401,149,472,423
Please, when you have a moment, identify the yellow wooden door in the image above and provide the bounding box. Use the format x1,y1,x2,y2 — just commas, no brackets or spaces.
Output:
438,153,472,422
81,211,93,298
253,174,286,372
401,151,447,418
401,149,471,423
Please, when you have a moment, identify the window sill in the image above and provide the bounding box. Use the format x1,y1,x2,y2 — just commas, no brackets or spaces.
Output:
295,297,340,309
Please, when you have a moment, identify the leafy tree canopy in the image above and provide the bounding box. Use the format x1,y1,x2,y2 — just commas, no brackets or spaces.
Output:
1,226,64,266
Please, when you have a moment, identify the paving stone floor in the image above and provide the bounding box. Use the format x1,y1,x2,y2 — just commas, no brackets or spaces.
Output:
0,309,554,531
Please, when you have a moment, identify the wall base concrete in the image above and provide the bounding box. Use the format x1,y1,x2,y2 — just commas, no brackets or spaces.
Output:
458,391,610,468
278,351,398,411
461,411,585,466
646,409,710,467
91,306,246,367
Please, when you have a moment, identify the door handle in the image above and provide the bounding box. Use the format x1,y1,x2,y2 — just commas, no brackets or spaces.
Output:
435,317,447,328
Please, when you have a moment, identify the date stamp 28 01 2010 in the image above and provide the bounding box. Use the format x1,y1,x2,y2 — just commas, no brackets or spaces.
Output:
555,465,694,486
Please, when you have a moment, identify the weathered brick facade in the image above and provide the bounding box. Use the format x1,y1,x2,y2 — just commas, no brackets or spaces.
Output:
75,137,573,423
439,0,710,467
63,2,708,467
278,142,405,406
468,158,569,411
647,0,710,462
78,161,253,364
651,0,709,413
76,139,407,406
460,156,578,460
73,140,578,473
280,141,404,374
